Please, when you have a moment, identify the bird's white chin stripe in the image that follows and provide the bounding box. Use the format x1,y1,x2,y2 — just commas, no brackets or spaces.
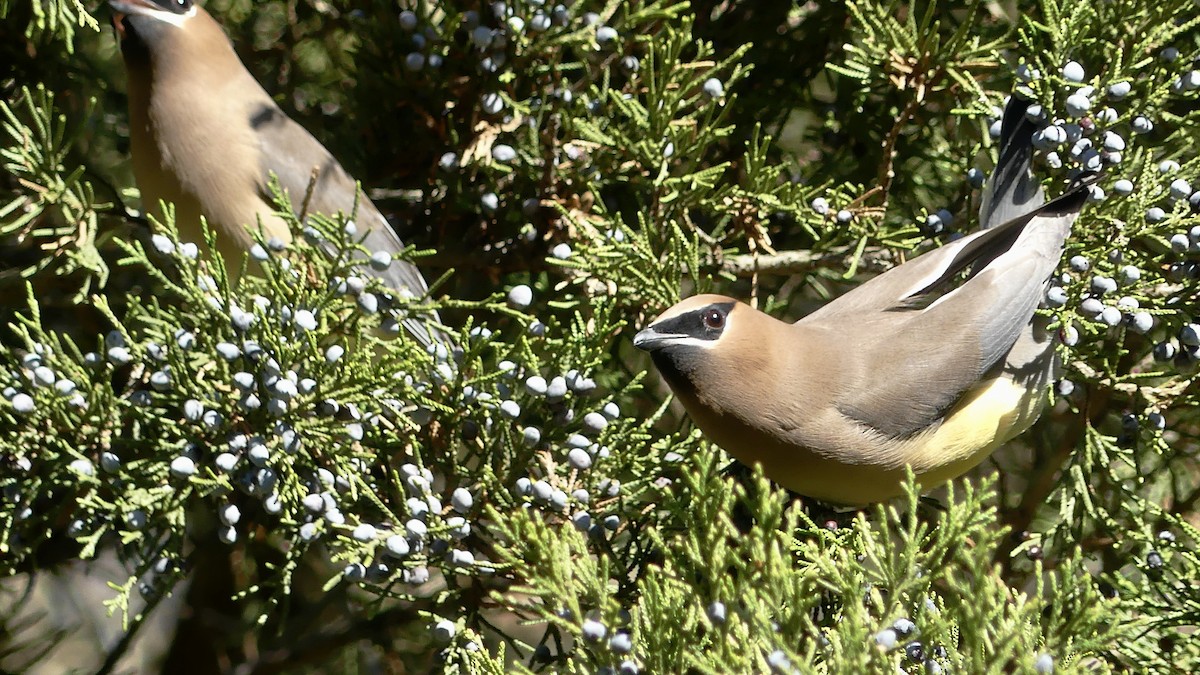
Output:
111,2,197,27
640,334,719,350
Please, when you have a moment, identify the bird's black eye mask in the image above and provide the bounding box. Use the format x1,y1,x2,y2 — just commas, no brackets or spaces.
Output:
110,0,193,21
654,302,734,341
156,0,193,13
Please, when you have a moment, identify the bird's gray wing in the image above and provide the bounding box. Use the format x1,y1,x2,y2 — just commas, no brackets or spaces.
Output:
249,102,444,345
823,185,1089,439
807,93,1089,438
803,96,1049,323
801,220,1025,322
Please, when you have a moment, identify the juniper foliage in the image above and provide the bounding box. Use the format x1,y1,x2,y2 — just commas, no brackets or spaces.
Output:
1,0,1198,672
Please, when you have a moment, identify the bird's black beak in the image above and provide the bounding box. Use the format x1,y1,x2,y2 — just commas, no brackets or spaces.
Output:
633,326,680,351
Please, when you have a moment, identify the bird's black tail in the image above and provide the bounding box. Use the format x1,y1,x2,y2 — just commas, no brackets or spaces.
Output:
980,95,1046,230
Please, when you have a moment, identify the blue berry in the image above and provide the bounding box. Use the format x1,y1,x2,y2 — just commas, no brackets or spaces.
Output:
550,488,569,510
609,632,632,653
525,376,548,395
547,376,568,399
248,444,270,466
151,233,175,255
385,534,410,558
492,144,517,162
874,629,898,650
520,428,541,449
582,411,608,432
1065,93,1091,117
1154,341,1177,361
170,456,196,478
582,618,607,641
568,448,593,470
451,487,473,513
499,400,521,419
433,619,456,643
100,452,120,473
507,284,533,308
219,504,241,526
515,476,533,496
1045,287,1068,307
357,292,379,314
572,510,591,531
707,601,727,624
9,391,34,413
405,518,428,541
1090,276,1116,294
352,523,377,541
481,92,504,115
1061,61,1085,82
69,458,94,476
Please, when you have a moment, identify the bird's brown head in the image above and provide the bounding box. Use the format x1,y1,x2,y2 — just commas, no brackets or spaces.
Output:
110,0,197,47
633,294,754,400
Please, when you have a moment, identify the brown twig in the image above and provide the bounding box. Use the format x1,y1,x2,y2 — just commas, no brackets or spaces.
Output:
720,245,899,278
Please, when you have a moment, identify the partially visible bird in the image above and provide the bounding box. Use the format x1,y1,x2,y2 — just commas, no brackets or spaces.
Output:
634,96,1093,505
110,0,443,345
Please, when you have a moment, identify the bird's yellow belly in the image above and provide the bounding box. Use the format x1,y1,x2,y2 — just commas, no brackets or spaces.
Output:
701,374,1046,505
896,373,1044,485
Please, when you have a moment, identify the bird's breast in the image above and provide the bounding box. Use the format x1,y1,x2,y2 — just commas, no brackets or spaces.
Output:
674,368,1046,505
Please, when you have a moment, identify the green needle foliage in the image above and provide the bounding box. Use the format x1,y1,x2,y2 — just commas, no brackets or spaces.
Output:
1,0,1198,672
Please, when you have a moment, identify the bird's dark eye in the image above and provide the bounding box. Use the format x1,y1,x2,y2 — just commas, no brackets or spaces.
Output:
702,308,725,330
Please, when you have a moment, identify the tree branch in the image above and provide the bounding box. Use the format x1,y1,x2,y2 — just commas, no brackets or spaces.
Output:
719,245,899,278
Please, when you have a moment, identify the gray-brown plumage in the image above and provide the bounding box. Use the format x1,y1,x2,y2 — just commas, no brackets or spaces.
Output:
635,97,1093,505
111,0,442,345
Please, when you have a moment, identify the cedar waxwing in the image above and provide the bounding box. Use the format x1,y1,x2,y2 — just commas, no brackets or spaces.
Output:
110,0,443,345
634,97,1093,505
